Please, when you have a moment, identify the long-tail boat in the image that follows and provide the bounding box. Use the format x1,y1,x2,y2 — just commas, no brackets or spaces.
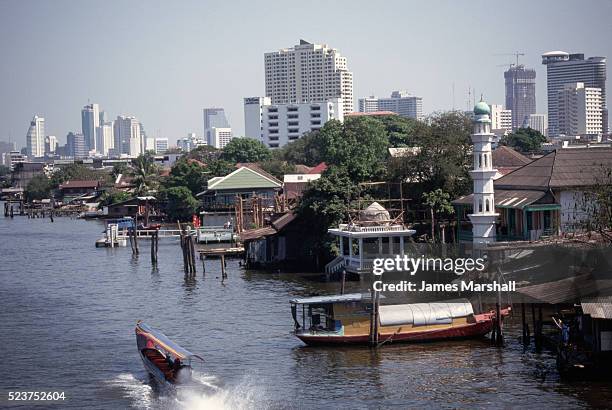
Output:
290,294,509,346
135,321,204,387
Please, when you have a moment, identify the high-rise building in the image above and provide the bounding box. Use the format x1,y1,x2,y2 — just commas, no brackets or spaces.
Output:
557,82,603,138
66,132,87,159
542,51,607,136
244,97,272,141
358,91,423,120
154,138,169,154
44,135,57,154
524,114,548,136
245,97,344,148
98,121,114,156
177,133,206,152
81,103,100,153
26,115,45,158
203,108,230,146
113,116,142,156
504,65,536,130
0,141,15,166
210,128,233,149
265,39,354,115
489,104,512,133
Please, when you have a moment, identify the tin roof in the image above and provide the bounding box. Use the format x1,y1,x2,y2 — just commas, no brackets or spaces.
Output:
198,166,282,195
581,296,612,319
452,189,551,209
58,180,101,189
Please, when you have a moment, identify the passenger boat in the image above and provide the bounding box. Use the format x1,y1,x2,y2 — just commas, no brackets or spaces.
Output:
135,321,204,387
290,294,510,346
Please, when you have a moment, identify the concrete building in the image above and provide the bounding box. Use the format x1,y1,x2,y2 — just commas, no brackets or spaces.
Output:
113,116,141,156
358,91,423,120
6,151,26,171
26,115,45,158
154,138,169,154
557,82,603,139
265,39,353,115
244,96,272,141
467,100,498,245
542,51,607,136
203,108,230,147
210,128,233,149
98,121,114,156
66,132,87,159
490,104,512,133
81,103,100,153
44,135,57,155
177,133,206,152
524,114,548,136
504,65,536,130
245,97,344,148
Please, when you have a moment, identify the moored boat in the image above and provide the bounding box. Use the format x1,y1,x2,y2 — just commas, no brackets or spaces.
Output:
290,294,510,346
135,321,204,387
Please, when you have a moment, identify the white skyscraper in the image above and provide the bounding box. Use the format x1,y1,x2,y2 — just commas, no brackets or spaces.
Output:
81,103,100,153
265,39,354,115
211,128,233,149
203,108,230,146
98,121,114,156
154,138,169,154
26,115,45,158
113,116,142,156
557,82,603,138
489,104,512,133
469,100,498,245
358,91,423,120
524,114,548,136
44,135,57,154
244,97,344,148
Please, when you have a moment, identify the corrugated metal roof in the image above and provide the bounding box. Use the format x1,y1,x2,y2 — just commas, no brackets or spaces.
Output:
203,167,282,192
452,189,548,208
492,146,532,168
581,296,612,319
516,274,599,304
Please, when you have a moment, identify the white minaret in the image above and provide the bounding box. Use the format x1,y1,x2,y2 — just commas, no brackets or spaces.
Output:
468,98,498,245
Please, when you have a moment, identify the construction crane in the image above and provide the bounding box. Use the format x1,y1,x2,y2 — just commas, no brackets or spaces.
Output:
494,52,525,67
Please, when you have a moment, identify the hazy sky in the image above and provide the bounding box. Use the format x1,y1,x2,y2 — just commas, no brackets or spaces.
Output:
1,0,611,147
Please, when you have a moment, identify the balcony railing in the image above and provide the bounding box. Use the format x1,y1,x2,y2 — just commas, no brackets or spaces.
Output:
337,224,406,233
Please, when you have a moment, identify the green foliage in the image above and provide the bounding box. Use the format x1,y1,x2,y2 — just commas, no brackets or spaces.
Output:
111,163,130,179
258,160,297,180
25,175,52,201
131,152,160,195
164,186,199,222
377,115,423,147
297,167,360,264
500,127,547,153
186,145,219,163
98,190,131,208
164,158,209,195
206,159,235,177
50,163,103,188
276,131,326,166
422,189,455,217
220,138,271,164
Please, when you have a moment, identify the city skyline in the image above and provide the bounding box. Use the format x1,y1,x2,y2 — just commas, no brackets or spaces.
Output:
1,0,611,148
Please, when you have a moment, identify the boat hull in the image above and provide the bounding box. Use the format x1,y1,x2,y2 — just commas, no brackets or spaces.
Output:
296,312,501,346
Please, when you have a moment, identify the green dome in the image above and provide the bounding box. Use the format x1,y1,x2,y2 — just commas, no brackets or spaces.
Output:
474,101,490,115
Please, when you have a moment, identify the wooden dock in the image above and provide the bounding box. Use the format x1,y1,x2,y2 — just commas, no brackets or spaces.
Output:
198,247,244,258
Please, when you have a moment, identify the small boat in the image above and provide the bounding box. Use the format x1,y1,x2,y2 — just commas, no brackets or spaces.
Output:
135,321,204,387
290,294,510,346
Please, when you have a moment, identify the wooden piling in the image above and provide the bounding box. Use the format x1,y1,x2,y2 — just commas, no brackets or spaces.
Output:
150,231,158,264
221,254,226,279
340,269,346,295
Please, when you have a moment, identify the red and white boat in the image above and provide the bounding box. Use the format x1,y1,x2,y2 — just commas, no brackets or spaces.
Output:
290,294,510,346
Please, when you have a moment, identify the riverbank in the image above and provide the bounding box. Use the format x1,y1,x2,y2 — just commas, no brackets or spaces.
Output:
2,214,612,409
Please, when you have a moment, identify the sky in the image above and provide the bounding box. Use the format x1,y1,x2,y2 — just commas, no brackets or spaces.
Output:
0,0,611,147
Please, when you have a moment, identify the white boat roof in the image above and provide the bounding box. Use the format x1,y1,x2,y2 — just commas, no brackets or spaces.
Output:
290,293,380,305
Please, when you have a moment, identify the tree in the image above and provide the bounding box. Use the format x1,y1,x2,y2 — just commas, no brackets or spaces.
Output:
164,186,199,221
97,190,131,209
0,165,9,177
50,163,103,188
500,127,547,153
164,158,209,195
297,167,360,267
25,175,52,201
258,160,297,180
131,152,159,195
318,117,388,182
422,189,455,243
186,145,220,163
111,163,130,180
220,138,271,163
276,131,326,166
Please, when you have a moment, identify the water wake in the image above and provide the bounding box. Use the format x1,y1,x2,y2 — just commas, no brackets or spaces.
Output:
110,372,265,410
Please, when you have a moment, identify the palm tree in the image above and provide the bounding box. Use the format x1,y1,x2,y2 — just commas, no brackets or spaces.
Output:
131,152,159,226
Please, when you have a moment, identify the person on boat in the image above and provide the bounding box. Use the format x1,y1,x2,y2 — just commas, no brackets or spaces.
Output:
173,358,182,372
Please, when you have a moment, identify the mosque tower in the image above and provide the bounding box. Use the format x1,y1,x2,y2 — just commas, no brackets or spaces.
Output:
468,98,498,245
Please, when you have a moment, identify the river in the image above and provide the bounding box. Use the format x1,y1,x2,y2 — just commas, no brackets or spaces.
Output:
1,213,612,409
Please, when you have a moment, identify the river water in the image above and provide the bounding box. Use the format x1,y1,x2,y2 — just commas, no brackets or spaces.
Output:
1,213,612,409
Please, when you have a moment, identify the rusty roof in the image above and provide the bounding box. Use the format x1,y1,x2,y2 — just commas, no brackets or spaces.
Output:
58,180,101,189
492,146,531,168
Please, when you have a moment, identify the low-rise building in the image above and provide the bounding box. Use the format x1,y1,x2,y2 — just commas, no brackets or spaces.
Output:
58,180,102,202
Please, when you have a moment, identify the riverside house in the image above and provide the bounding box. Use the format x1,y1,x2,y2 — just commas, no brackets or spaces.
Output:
196,166,282,211
453,147,612,242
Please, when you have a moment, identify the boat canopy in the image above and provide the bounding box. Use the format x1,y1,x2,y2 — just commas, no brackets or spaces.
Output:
379,300,474,327
290,293,383,305
135,321,203,362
